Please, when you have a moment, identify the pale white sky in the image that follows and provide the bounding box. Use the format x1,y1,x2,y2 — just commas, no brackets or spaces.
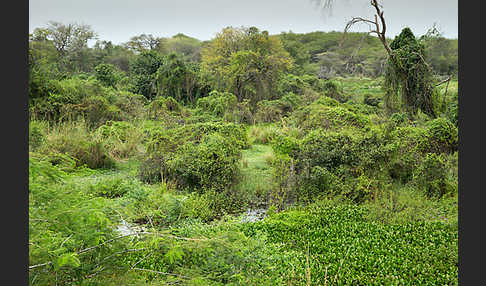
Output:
29,0,458,44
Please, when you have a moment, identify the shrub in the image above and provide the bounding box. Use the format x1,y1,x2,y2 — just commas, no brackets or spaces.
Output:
29,77,144,126
254,92,301,123
413,153,456,198
323,80,348,102
425,117,458,154
29,120,46,150
94,121,142,159
88,176,136,198
273,127,391,204
196,90,237,117
146,122,249,158
271,134,300,156
165,133,241,193
292,102,370,131
82,95,122,127
298,165,339,202
94,63,119,88
363,93,381,106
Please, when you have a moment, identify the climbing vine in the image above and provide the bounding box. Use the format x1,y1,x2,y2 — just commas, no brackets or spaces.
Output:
384,27,436,118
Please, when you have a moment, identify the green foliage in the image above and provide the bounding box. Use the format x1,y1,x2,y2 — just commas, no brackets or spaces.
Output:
94,121,143,159
201,26,293,107
29,156,121,285
29,120,47,151
363,93,381,106
413,153,457,198
165,133,241,193
146,121,249,156
147,96,183,120
421,26,458,76
425,117,458,153
446,91,458,126
271,134,300,156
270,127,392,204
154,53,197,103
254,92,302,123
196,90,237,118
247,125,279,145
94,63,119,88
29,23,458,285
29,77,145,126
323,80,349,103
245,202,457,285
292,99,370,131
385,27,436,118
40,121,115,169
129,50,164,99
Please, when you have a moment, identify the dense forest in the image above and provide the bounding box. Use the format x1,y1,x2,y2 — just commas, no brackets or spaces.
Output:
29,20,458,285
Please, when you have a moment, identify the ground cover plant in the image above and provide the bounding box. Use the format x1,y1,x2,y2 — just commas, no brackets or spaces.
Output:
29,21,458,285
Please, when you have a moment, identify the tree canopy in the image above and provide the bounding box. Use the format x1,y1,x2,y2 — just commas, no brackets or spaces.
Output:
201,26,293,107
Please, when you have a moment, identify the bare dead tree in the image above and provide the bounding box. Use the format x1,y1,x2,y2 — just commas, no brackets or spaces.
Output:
343,0,392,57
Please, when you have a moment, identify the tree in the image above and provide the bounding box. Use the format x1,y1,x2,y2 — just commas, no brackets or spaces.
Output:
155,53,187,101
165,33,202,62
29,30,62,99
124,34,162,53
94,63,118,88
316,0,438,118
201,26,292,107
129,50,164,99
44,21,97,73
384,28,436,117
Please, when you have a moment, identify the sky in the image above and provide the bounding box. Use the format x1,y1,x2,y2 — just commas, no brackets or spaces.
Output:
29,0,458,44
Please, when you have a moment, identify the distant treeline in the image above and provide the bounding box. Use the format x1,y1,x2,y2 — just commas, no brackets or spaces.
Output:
29,22,457,120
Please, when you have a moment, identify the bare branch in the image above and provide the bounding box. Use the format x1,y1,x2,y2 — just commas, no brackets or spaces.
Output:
435,75,452,87
29,262,52,270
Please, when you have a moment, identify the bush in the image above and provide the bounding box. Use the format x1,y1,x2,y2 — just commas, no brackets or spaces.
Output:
29,77,144,126
146,122,249,158
272,127,391,204
271,134,300,156
363,93,381,106
95,121,142,159
196,90,237,118
88,176,136,198
413,153,456,198
254,92,301,123
425,117,458,154
29,120,46,150
165,133,241,193
323,80,348,103
292,101,370,131
94,63,119,88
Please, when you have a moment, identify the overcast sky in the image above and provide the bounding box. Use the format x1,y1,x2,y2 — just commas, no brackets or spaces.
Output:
29,0,458,44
